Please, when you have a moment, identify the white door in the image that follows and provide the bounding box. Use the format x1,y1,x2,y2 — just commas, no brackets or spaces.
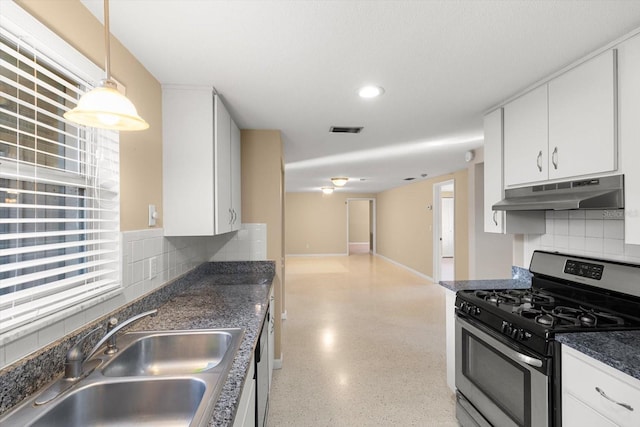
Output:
441,197,454,257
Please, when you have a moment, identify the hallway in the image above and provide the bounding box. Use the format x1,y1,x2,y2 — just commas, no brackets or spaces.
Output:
267,254,457,426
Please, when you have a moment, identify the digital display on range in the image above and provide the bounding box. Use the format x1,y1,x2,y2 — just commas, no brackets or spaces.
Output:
564,260,604,280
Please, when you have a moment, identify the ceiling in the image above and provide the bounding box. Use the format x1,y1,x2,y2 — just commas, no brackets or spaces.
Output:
81,0,640,194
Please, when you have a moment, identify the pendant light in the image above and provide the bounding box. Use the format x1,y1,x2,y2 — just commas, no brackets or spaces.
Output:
64,0,149,131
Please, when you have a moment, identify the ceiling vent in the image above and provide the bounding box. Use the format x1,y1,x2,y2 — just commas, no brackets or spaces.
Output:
330,126,363,134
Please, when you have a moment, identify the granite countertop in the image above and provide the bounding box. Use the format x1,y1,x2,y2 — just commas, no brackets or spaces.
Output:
0,262,273,426
438,278,531,292
129,271,272,427
556,331,640,382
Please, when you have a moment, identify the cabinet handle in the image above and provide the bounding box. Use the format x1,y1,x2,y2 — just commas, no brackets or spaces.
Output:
595,387,634,411
536,151,543,172
228,208,233,225
552,147,558,170
492,211,498,226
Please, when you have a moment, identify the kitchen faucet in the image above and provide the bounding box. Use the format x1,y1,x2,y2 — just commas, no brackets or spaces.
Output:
65,309,158,379
35,309,158,405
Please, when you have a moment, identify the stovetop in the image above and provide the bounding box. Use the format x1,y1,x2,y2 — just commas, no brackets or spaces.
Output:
455,251,640,355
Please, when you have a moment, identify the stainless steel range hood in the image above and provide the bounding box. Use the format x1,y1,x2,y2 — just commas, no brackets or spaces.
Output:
492,175,624,211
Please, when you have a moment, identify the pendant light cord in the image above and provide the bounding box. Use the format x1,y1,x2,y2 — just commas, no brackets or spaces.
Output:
103,0,111,81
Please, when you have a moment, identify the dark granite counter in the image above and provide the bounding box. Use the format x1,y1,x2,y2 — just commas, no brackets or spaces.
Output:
557,331,640,382
0,261,275,427
438,265,532,292
438,278,531,292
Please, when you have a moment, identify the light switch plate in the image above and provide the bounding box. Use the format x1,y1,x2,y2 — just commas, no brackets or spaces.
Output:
148,204,157,227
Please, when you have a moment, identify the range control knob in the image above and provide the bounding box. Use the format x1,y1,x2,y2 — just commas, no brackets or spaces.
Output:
501,321,510,335
510,328,520,339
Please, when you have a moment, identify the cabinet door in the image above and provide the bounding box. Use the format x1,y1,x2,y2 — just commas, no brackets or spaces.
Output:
231,119,242,231
214,95,232,234
483,109,504,233
548,50,617,180
503,85,548,187
162,86,215,236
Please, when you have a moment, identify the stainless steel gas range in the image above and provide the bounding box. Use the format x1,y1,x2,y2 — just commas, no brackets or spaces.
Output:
455,250,640,427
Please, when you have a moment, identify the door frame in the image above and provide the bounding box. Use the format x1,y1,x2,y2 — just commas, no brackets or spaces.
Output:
346,198,376,255
433,180,455,282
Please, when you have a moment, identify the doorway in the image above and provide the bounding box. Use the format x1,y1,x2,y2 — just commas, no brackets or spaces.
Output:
433,181,455,281
347,198,376,255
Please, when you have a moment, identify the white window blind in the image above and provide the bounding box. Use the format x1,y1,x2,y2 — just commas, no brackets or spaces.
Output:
0,9,120,336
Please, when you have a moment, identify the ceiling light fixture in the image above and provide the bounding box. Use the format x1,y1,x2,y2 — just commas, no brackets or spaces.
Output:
358,85,385,99
331,177,349,187
321,187,335,195
64,0,148,131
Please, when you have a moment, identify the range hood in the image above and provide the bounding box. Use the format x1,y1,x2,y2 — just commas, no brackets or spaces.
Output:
493,175,624,211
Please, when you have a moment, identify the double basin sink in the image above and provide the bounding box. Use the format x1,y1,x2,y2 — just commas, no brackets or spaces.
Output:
1,328,244,426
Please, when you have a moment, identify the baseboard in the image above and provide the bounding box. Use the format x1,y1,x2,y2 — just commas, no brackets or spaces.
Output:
285,253,348,257
375,253,434,282
273,354,283,370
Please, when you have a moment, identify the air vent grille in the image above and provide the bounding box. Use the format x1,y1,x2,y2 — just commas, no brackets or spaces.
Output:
330,126,363,134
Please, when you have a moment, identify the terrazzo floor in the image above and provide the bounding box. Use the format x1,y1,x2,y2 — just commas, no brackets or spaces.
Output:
267,254,458,426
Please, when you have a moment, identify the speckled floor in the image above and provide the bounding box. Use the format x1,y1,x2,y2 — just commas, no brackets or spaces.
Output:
267,254,457,426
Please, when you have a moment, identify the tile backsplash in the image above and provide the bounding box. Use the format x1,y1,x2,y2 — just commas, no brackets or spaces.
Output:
524,210,640,265
0,224,267,369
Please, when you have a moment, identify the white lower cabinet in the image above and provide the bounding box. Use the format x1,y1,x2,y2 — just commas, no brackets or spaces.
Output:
268,289,275,389
233,354,256,427
562,345,640,427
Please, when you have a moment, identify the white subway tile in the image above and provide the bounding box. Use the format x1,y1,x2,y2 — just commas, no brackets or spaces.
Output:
554,218,569,236
585,220,604,238
540,233,554,247
585,237,604,254
64,312,86,335
603,220,624,239
569,236,585,252
554,235,569,250
569,211,586,220
569,219,585,237
604,238,624,256
37,321,64,348
5,332,38,365
132,239,144,262
586,210,604,220
132,260,144,284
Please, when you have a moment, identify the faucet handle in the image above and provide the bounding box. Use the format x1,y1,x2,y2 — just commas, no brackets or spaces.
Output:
64,325,103,380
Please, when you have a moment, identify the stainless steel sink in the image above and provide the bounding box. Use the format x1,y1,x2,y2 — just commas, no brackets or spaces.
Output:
102,329,242,377
0,328,244,427
30,378,206,427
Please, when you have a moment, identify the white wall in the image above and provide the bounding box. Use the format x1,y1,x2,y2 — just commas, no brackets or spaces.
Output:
0,224,267,369
522,211,640,266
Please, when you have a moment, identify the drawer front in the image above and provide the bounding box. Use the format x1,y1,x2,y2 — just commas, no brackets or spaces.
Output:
563,346,640,427
563,393,617,427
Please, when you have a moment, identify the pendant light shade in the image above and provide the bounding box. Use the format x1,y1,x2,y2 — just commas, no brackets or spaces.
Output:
64,0,148,131
64,79,149,130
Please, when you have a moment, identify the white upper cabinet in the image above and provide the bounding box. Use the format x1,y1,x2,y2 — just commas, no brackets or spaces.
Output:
162,87,241,236
548,50,617,180
484,108,505,233
214,95,233,234
504,85,548,187
503,50,617,187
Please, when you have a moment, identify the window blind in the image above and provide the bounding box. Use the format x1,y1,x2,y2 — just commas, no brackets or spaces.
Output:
0,18,120,335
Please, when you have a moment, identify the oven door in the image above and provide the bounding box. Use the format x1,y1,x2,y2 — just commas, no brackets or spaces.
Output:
455,314,551,427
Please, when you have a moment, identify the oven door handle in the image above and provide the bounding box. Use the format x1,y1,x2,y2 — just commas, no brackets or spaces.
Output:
515,352,543,368
456,312,545,370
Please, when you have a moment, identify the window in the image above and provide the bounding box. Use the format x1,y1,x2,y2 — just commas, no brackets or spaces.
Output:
0,5,120,337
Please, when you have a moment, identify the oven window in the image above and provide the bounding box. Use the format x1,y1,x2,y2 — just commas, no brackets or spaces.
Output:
463,331,531,426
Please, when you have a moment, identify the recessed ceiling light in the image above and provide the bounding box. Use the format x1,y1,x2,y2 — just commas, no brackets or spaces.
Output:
358,85,384,99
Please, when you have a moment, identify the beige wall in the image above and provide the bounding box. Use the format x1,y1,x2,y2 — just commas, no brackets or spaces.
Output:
349,200,370,242
241,130,284,359
376,171,469,279
286,192,375,255
17,0,163,231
